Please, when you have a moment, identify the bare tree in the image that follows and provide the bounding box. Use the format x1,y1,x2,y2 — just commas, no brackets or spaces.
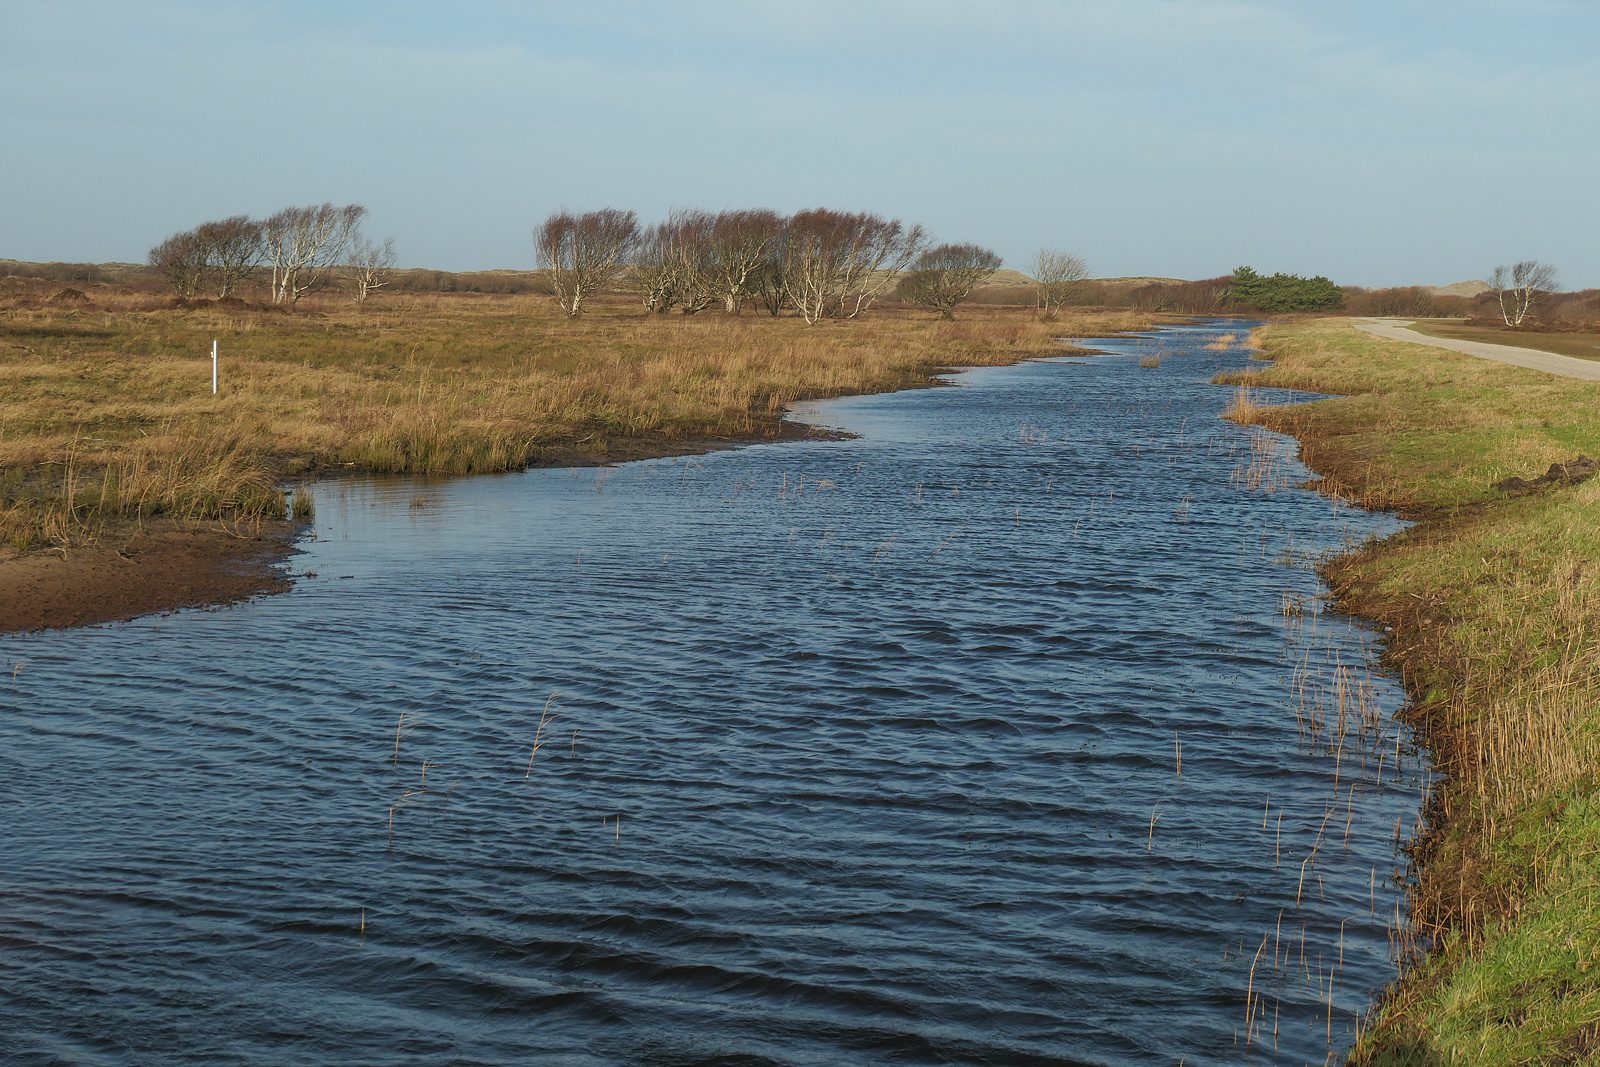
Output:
1490,260,1559,328
148,229,209,299
348,237,397,303
781,209,849,324
632,209,717,315
634,220,682,314
195,215,263,298
898,243,1003,319
536,208,639,318
1031,249,1090,318
781,209,926,325
750,238,790,317
705,209,785,313
259,203,367,304
835,212,926,319
673,211,719,315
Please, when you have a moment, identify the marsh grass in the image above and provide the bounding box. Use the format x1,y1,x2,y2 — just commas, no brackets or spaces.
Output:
1230,427,1294,493
1237,319,1600,1063
0,292,1153,552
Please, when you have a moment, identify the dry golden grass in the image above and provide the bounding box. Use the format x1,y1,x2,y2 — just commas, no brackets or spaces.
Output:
1222,384,1269,424
0,289,1153,551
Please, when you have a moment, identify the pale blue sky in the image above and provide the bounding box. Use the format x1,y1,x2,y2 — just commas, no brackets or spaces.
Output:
5,1,1596,287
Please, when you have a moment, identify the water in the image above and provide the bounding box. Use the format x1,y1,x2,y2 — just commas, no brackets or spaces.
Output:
2,321,1427,1065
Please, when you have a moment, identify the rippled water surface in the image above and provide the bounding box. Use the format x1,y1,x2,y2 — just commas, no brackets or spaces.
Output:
3,322,1428,1065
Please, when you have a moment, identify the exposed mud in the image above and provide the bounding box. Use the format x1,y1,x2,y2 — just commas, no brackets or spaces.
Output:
1492,454,1600,494
0,522,298,633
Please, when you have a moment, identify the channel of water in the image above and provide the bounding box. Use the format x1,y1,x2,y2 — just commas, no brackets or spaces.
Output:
1,320,1428,1064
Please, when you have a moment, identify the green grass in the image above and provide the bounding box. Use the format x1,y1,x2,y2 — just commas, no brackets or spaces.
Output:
1405,319,1600,363
1223,320,1600,1063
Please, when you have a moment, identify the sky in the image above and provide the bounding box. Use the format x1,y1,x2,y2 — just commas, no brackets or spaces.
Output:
4,1,1597,288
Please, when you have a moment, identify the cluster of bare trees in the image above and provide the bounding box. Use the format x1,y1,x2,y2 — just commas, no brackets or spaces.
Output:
148,203,396,304
630,209,789,316
1490,260,1559,327
148,216,263,300
539,208,1004,323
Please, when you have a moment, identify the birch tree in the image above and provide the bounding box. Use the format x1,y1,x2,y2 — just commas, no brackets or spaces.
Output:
1490,260,1559,328
1031,249,1089,318
706,209,785,313
781,209,849,324
781,209,926,324
536,208,638,317
898,242,1002,319
632,209,716,315
834,212,926,319
750,238,790,317
634,220,682,314
260,203,367,304
348,237,397,303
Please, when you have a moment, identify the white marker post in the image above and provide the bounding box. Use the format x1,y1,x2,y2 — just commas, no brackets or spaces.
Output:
211,339,218,396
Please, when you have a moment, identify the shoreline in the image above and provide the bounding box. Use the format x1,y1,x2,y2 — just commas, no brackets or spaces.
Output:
1224,318,1600,1060
0,330,1131,635
0,520,298,633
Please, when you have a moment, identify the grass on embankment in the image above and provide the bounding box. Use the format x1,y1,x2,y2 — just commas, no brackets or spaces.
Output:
1221,319,1600,1063
1405,319,1600,363
0,290,1152,553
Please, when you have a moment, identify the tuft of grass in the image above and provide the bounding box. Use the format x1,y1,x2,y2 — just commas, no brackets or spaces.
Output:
1138,354,1162,369
1232,319,1600,1063
1222,385,1268,425
0,428,285,552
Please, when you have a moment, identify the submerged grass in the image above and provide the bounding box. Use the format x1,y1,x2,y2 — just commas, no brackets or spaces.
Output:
1221,319,1600,1063
0,292,1153,552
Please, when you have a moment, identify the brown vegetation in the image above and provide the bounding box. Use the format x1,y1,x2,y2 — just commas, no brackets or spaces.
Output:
0,271,1157,627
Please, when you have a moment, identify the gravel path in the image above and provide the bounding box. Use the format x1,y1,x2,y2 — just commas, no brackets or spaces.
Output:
1353,318,1600,382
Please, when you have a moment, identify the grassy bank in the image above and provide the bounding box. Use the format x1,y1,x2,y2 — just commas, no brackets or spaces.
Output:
1222,319,1600,1062
0,289,1153,555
